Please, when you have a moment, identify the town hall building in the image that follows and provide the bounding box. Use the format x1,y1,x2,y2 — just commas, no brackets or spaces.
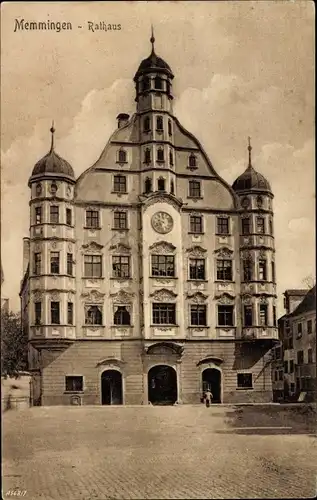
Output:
20,33,278,406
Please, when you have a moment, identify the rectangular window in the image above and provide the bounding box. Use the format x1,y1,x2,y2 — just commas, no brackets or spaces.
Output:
217,217,229,235
258,260,267,280
216,259,232,281
190,305,207,326
273,306,277,326
243,260,252,281
256,217,265,234
189,180,201,198
35,302,41,325
259,304,268,326
50,205,59,224
237,373,253,389
284,361,288,374
297,350,304,365
189,258,205,280
112,256,130,278
65,376,83,392
271,261,275,282
218,305,234,327
51,302,60,325
244,305,253,327
156,116,163,131
66,208,72,226
113,175,127,193
269,218,273,235
152,303,176,325
50,252,60,274
84,255,102,278
278,370,283,381
290,360,294,373
151,255,175,277
85,210,99,228
114,306,131,326
297,323,302,338
35,207,42,225
290,383,295,393
113,211,127,229
274,371,278,382
189,215,203,234
67,253,73,276
307,319,313,334
289,336,294,349
34,252,41,275
168,120,172,136
308,348,313,364
67,302,73,325
242,218,251,235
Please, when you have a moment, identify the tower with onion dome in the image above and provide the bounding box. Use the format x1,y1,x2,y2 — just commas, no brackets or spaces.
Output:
233,138,278,342
27,124,76,377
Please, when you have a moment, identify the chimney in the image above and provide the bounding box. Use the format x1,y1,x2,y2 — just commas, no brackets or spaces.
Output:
117,113,130,129
23,237,30,275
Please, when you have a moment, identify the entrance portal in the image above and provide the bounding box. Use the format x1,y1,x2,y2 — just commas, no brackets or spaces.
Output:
101,370,123,405
148,365,177,405
202,368,221,403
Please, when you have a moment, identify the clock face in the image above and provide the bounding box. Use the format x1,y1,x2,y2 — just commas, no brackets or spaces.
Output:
151,212,173,234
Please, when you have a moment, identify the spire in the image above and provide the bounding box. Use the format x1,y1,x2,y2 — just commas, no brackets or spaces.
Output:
50,121,55,152
247,136,252,168
150,25,155,53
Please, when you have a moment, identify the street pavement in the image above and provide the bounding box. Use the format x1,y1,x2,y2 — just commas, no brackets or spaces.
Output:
2,405,317,499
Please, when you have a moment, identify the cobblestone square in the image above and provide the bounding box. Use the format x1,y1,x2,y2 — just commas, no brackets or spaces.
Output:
2,405,317,499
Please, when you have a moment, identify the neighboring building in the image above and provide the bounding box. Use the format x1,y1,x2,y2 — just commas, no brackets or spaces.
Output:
272,287,316,402
20,33,278,406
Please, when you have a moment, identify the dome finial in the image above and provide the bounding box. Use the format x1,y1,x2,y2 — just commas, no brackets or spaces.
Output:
50,121,55,152
247,136,252,167
150,25,155,52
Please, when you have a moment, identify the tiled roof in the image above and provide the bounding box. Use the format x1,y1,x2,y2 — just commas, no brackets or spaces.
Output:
288,286,316,317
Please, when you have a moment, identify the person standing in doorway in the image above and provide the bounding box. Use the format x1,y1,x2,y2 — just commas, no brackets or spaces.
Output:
204,389,213,408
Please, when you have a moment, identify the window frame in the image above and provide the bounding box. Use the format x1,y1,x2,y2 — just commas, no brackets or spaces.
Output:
113,174,127,193
157,148,165,163
217,305,234,327
143,116,151,133
216,217,230,235
118,149,127,163
84,254,102,278
114,306,131,326
237,373,253,389
256,216,265,234
258,260,267,281
189,258,206,281
33,252,41,275
242,218,251,235
156,116,164,131
188,154,197,168
307,319,313,334
216,259,233,281
85,210,100,229
50,205,59,224
157,178,166,191
243,259,253,281
35,206,42,225
244,305,253,327
188,180,201,198
152,303,176,325
190,304,207,326
259,304,268,326
50,251,60,275
34,302,42,325
112,255,130,279
50,301,60,325
66,208,72,226
67,302,74,325
67,253,73,276
65,375,83,392
151,254,175,278
113,211,128,230
85,305,103,326
189,215,203,234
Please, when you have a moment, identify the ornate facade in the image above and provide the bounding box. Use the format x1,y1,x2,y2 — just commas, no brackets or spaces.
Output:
20,33,278,406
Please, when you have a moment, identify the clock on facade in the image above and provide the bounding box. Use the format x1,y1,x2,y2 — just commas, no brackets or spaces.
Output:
151,212,174,234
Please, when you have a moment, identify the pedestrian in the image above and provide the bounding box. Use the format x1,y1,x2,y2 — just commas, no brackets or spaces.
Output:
204,389,213,408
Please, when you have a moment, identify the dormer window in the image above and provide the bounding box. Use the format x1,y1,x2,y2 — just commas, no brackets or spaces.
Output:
142,76,150,92
118,149,127,163
158,178,165,191
143,116,151,132
156,116,163,132
189,154,197,168
154,76,163,90
144,148,151,164
145,177,152,193
157,148,164,162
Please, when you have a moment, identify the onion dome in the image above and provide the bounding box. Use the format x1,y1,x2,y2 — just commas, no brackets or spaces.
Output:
29,124,75,185
232,137,272,194
134,27,174,81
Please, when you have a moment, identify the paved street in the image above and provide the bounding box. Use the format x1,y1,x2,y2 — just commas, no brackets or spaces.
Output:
2,405,317,500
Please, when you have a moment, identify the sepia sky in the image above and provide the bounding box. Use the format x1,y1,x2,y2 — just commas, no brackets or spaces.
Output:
1,1,315,313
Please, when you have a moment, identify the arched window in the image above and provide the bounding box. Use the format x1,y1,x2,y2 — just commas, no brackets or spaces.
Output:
142,76,150,91
156,116,163,131
157,148,164,162
143,116,151,132
114,306,131,326
144,148,151,164
170,180,175,195
118,149,127,163
158,178,165,191
154,76,163,90
168,120,172,136
189,154,197,168
85,306,102,325
145,177,152,193
169,150,174,166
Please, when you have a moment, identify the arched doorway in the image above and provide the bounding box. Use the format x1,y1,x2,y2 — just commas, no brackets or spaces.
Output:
101,370,123,405
148,365,177,405
202,368,221,403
